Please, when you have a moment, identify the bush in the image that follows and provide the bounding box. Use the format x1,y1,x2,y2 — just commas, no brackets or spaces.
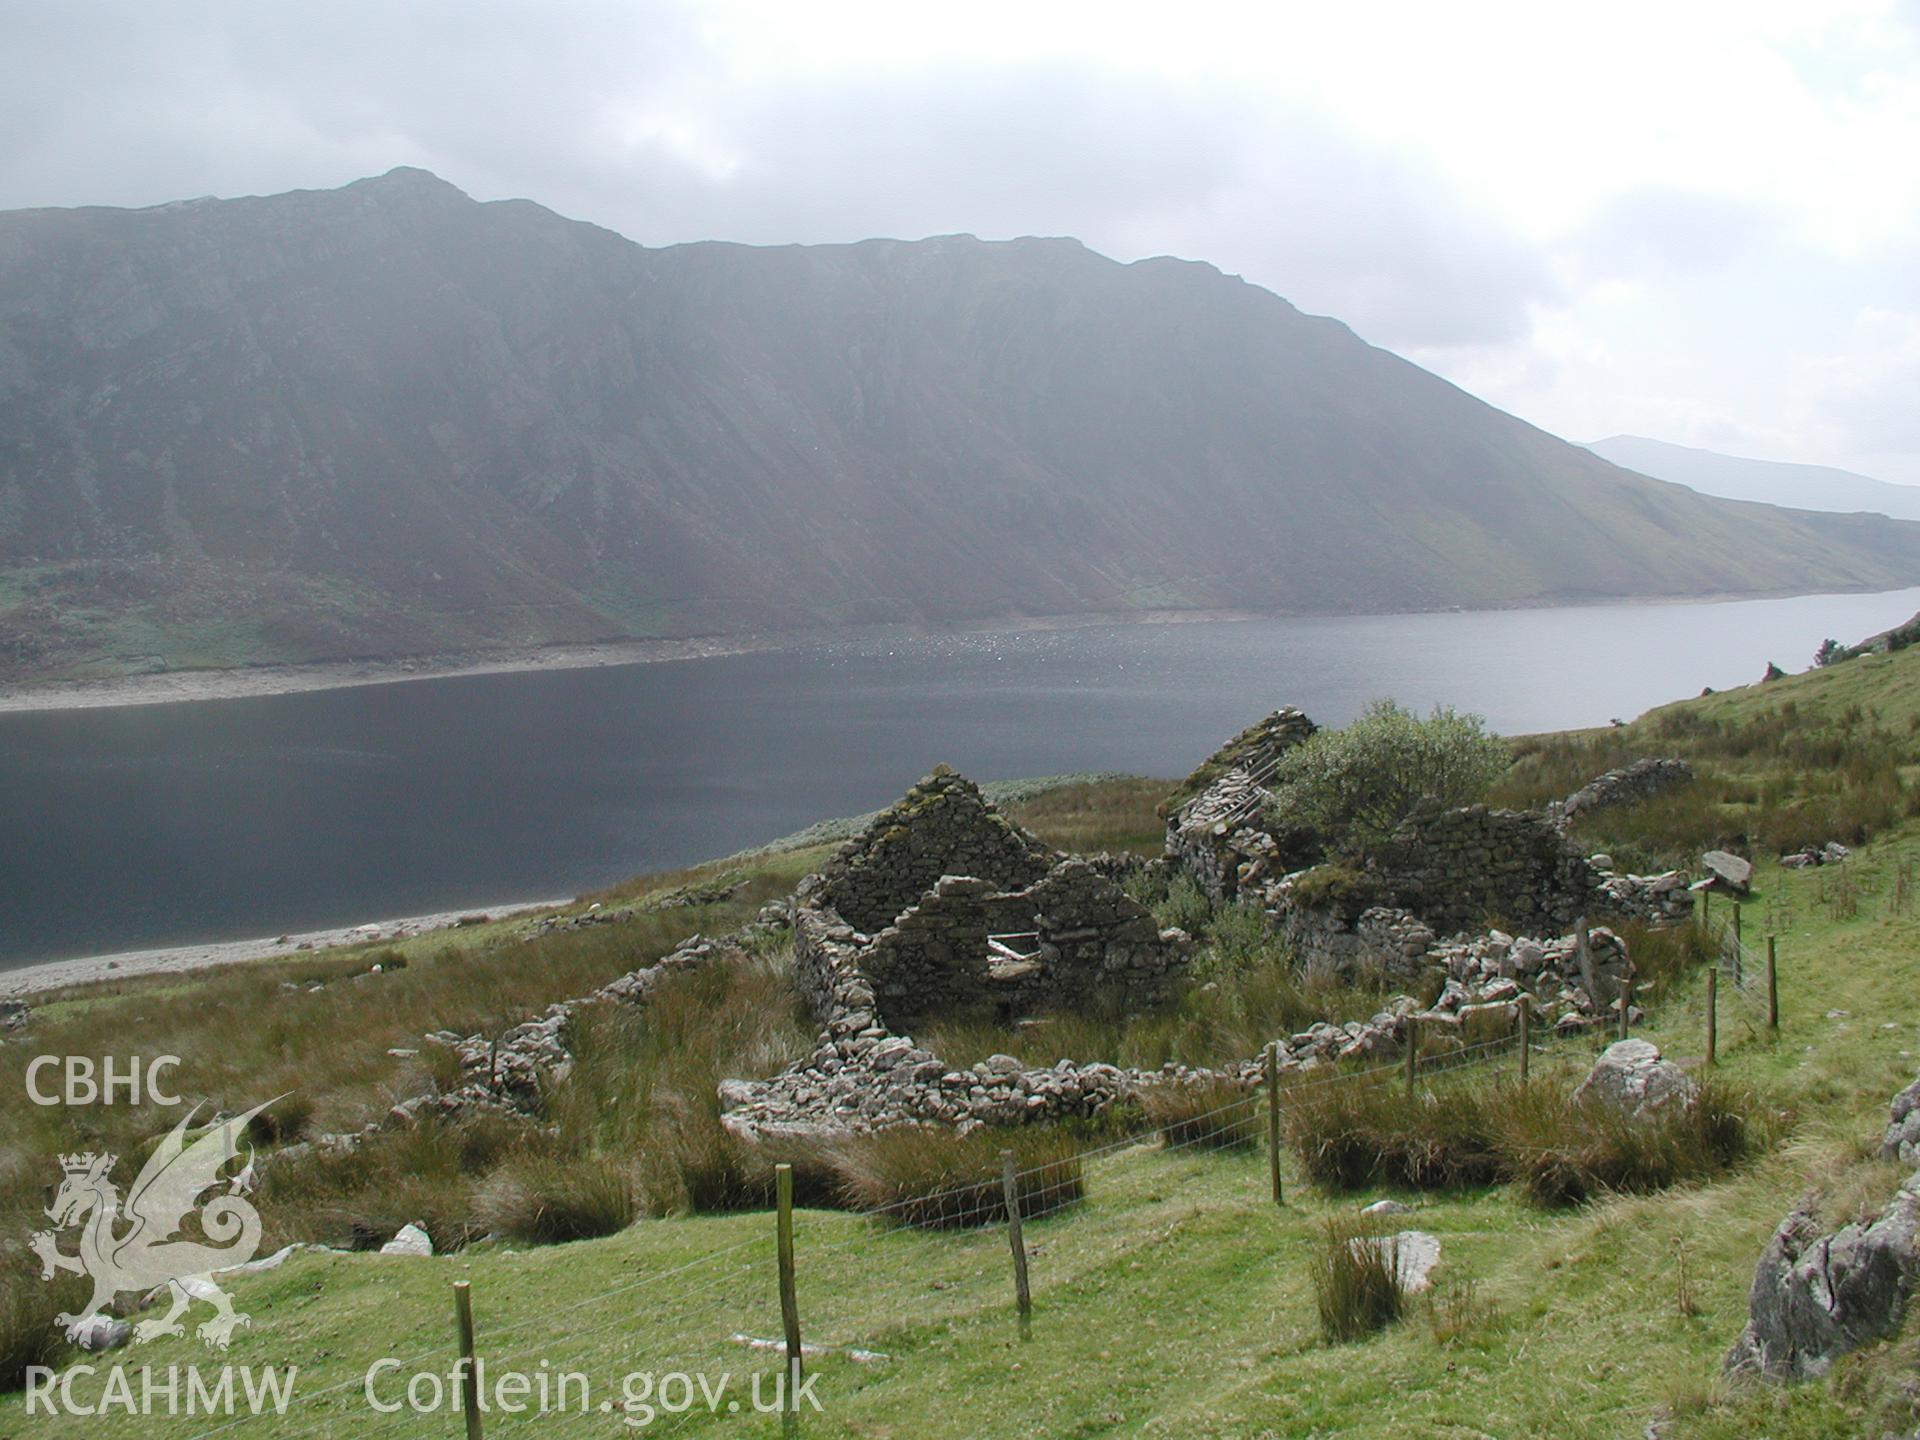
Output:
474,1153,643,1244
1264,700,1510,858
1140,1077,1260,1151
1311,1218,1406,1342
827,1127,1087,1229
1151,874,1213,935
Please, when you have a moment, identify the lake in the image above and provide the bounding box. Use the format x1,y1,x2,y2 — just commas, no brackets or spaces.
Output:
3,587,1915,966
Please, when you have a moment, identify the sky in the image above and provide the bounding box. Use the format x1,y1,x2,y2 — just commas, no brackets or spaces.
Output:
4,0,1920,483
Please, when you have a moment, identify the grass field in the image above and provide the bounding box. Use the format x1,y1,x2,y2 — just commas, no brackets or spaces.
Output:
6,658,1920,1437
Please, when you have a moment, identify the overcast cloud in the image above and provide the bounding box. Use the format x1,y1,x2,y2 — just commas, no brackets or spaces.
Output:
4,0,1918,482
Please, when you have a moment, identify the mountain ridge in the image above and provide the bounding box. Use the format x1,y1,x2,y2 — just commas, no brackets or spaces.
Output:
5,168,1920,681
1587,434,1920,523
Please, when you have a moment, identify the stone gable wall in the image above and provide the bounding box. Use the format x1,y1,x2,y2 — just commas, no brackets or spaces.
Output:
813,768,1053,934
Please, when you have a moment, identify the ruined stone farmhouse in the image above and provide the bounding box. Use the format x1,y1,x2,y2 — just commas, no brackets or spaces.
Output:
1163,706,1695,981
792,766,1190,1032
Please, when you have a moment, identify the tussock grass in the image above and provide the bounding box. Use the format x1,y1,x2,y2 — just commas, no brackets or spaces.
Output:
826,1127,1089,1229
474,1154,644,1245
1284,1069,1775,1204
1310,1217,1406,1342
1497,1076,1777,1207
1612,919,1717,1004
1284,1076,1506,1191
1139,1077,1260,1151
0,1259,78,1395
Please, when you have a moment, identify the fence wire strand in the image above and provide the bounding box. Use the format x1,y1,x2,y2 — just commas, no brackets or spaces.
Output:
175,986,1615,1437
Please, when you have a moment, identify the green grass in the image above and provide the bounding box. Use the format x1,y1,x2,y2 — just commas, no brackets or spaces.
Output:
8,833,1917,1435
10,660,1920,1434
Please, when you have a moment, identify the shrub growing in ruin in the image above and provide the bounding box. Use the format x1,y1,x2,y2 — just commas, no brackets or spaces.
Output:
1263,700,1510,859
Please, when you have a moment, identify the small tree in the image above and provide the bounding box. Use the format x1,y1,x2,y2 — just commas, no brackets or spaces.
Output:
1264,700,1509,858
1812,638,1846,668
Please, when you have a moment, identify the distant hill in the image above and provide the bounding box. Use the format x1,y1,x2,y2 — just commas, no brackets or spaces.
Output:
6,169,1920,682
1587,435,1920,522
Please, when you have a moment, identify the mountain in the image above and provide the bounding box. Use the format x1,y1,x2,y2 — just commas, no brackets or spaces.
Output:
1587,435,1920,523
6,168,1920,682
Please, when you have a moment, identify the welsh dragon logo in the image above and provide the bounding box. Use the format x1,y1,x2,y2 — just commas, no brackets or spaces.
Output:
31,1098,280,1348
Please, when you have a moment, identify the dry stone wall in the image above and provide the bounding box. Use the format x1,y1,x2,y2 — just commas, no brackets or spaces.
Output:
1368,802,1599,936
1558,756,1694,823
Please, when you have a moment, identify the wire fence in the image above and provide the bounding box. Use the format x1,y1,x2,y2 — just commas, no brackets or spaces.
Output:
167,1007,1577,1440
153,901,1799,1439
1697,901,1782,1052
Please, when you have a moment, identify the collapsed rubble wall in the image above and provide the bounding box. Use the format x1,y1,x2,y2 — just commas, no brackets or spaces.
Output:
1164,707,1318,902
1557,756,1694,822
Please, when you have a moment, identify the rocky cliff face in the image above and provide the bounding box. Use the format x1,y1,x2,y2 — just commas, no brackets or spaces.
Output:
8,168,1920,679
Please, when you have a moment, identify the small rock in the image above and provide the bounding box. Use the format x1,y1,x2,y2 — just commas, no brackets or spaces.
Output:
379,1222,434,1257
67,1316,131,1351
1351,1230,1442,1294
1362,1198,1412,1216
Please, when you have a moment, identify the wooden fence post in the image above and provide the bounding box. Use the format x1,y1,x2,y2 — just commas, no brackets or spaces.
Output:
1517,997,1530,1089
1705,968,1718,1067
1001,1149,1032,1326
452,1281,483,1440
1265,1043,1283,1206
1404,1017,1418,1097
1766,935,1779,1031
1731,903,1744,987
775,1163,803,1405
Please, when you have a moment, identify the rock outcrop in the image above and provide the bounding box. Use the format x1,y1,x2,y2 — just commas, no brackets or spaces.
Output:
1728,1072,1920,1381
1725,1172,1920,1380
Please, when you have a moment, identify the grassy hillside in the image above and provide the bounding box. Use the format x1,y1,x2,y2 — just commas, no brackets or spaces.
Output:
5,668,1920,1437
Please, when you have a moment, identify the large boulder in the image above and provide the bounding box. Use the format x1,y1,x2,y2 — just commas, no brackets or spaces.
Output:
1701,850,1754,895
1725,1173,1920,1380
1570,1039,1698,1119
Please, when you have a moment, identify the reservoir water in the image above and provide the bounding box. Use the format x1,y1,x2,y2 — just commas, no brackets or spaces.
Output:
3,587,1916,965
